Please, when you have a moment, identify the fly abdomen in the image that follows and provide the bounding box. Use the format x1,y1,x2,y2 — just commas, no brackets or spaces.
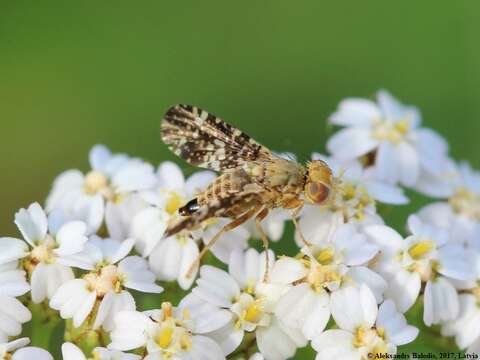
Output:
179,198,200,216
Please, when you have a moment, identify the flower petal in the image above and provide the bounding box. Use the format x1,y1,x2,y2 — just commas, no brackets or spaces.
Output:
55,221,88,256
0,238,28,265
193,265,240,308
327,128,378,161
330,284,377,331
311,329,359,360
61,343,86,360
14,203,48,246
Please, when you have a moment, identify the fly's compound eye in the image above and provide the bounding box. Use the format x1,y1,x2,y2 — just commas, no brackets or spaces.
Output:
306,181,330,204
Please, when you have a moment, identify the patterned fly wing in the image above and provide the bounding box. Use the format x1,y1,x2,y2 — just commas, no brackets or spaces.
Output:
165,190,263,237
161,104,273,171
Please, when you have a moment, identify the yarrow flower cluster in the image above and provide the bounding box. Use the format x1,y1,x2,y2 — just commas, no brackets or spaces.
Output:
0,90,479,359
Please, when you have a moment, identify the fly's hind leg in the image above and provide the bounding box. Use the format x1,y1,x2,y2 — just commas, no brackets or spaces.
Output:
186,206,259,278
254,207,271,282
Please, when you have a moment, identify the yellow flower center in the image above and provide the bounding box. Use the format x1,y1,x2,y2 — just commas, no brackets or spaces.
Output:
327,180,375,222
157,327,174,349
472,286,480,304
164,190,185,215
244,300,263,323
233,293,268,330
408,240,435,260
403,240,440,282
449,188,480,221
30,238,56,264
84,170,118,202
307,263,342,293
84,171,108,194
153,302,193,356
2,352,12,360
353,325,388,359
372,118,410,144
315,246,335,265
84,265,123,296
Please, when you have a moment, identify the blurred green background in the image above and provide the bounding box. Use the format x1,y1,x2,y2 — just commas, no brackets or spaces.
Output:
2,1,480,358
2,1,480,234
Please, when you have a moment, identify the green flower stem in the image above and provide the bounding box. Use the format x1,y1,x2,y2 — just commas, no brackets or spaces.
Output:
64,298,110,355
27,301,63,350
227,332,257,359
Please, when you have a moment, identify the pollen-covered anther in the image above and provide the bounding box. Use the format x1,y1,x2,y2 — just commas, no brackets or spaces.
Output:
30,237,56,264
153,302,193,355
449,188,480,221
353,325,388,356
307,262,342,292
84,265,122,296
84,171,109,194
372,118,410,144
408,240,435,260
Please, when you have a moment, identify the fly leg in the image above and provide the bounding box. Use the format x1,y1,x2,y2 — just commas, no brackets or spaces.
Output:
186,206,259,278
254,207,271,282
285,198,311,247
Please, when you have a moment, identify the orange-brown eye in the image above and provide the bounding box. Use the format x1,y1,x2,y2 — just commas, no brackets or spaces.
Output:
306,182,330,204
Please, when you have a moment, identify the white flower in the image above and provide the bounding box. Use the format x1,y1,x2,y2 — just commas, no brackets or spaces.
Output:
0,338,52,360
298,154,406,246
365,215,473,325
61,342,140,360
327,90,448,187
138,163,206,289
0,238,28,265
133,161,217,257
10,202,89,303
181,249,307,359
416,160,480,249
273,224,385,340
0,296,31,342
109,302,225,360
441,294,480,350
246,208,291,243
139,162,251,267
148,233,200,290
0,261,30,297
414,156,460,198
312,285,418,359
440,249,480,350
50,236,162,330
145,162,252,288
46,144,156,235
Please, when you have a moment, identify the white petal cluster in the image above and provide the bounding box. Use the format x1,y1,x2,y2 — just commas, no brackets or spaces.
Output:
313,285,418,359
366,215,473,325
327,90,448,187
46,144,158,236
0,338,53,360
181,248,307,360
273,224,386,340
109,302,225,360
1,90,479,358
50,236,162,329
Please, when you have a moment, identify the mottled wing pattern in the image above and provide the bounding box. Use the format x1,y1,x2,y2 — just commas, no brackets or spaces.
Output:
161,104,273,171
165,191,263,237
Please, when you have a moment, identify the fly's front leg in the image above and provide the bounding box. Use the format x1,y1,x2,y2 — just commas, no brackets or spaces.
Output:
285,198,311,247
254,207,271,282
